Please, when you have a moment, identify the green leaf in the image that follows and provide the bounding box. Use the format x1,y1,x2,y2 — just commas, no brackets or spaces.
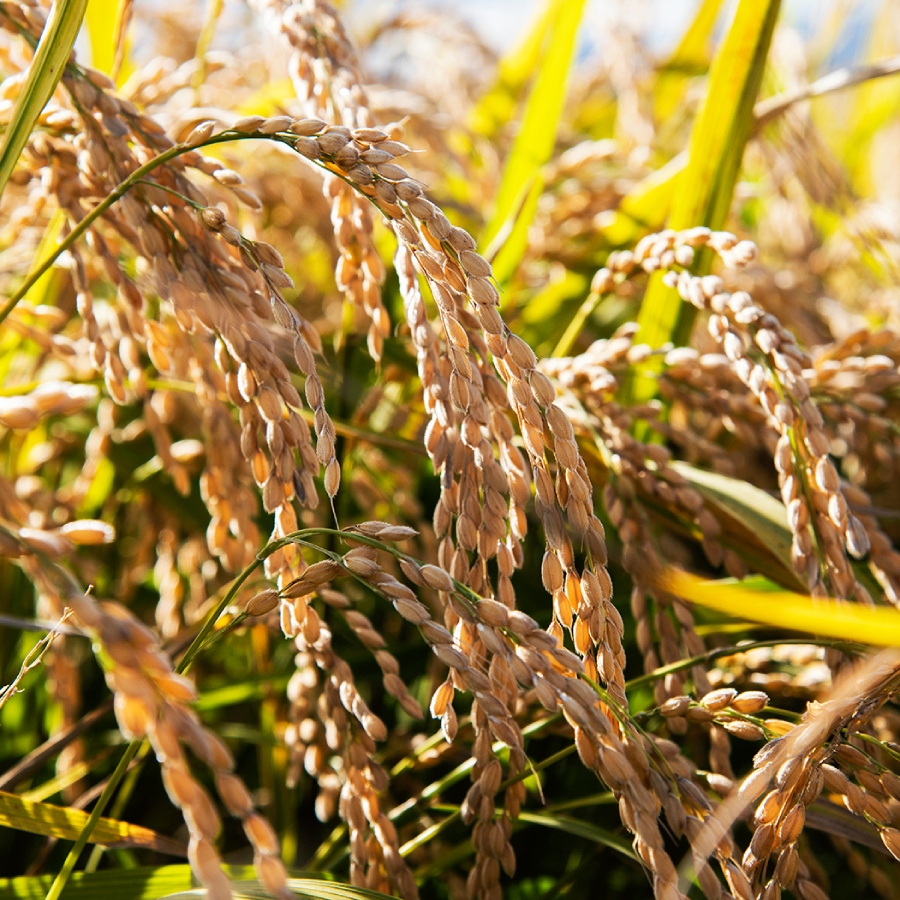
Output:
84,0,120,75
468,0,569,140
516,811,638,860
664,569,900,647
0,862,400,900
0,865,202,900
670,462,802,589
654,0,727,123
0,790,186,856
193,674,292,711
632,0,781,393
479,0,588,279
597,152,684,248
77,455,116,517
168,873,399,900
0,0,88,203
22,208,66,307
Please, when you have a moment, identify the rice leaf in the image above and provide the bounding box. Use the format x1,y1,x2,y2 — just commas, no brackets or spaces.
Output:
654,0,727,123
0,865,255,900
597,152,684,247
84,0,120,75
0,790,187,856
0,0,88,203
468,0,568,140
664,569,900,647
23,207,66,307
633,0,781,373
671,462,801,588
516,811,639,860
479,0,588,277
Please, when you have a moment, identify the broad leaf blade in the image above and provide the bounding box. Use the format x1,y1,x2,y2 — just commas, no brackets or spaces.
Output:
0,0,88,202
664,570,900,647
633,0,781,380
671,461,802,589
0,866,398,900
468,0,562,139
598,152,684,247
517,811,638,860
84,0,120,74
479,0,588,280
654,0,727,123
0,790,186,856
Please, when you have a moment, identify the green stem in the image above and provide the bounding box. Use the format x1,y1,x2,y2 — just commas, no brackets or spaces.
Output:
623,637,862,691
0,140,189,328
43,740,141,900
552,289,603,359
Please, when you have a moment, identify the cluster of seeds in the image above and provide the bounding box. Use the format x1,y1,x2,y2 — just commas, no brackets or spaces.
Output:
250,0,392,361
13,552,291,900
658,688,770,742
568,228,883,601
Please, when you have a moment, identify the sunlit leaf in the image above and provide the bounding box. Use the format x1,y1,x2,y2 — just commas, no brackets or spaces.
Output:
654,0,727,123
516,811,638,860
0,0,88,202
0,791,186,856
468,0,568,140
85,0,118,75
633,0,781,396
597,152,684,247
663,569,900,647
479,0,588,278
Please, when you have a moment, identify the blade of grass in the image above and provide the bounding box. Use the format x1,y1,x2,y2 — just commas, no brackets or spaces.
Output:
597,151,685,247
479,0,588,284
516,811,638,860
631,0,781,403
84,0,125,76
467,0,561,139
654,0,727,123
0,865,202,900
0,790,186,856
0,0,88,203
192,0,225,94
43,740,142,900
21,750,114,803
22,208,66,307
663,569,900,646
670,461,801,588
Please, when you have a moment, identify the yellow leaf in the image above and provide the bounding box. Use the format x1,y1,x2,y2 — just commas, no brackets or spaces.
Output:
663,569,900,647
0,791,186,856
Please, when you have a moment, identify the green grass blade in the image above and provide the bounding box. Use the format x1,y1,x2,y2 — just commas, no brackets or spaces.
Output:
0,0,88,203
282,882,395,900
479,0,588,279
597,152,684,247
670,462,802,589
633,0,781,358
654,0,726,123
0,865,200,900
84,0,120,74
468,1,562,139
516,811,638,860
0,867,396,900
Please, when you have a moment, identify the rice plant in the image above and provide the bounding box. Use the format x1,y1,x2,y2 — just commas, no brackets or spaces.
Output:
2,1,900,899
